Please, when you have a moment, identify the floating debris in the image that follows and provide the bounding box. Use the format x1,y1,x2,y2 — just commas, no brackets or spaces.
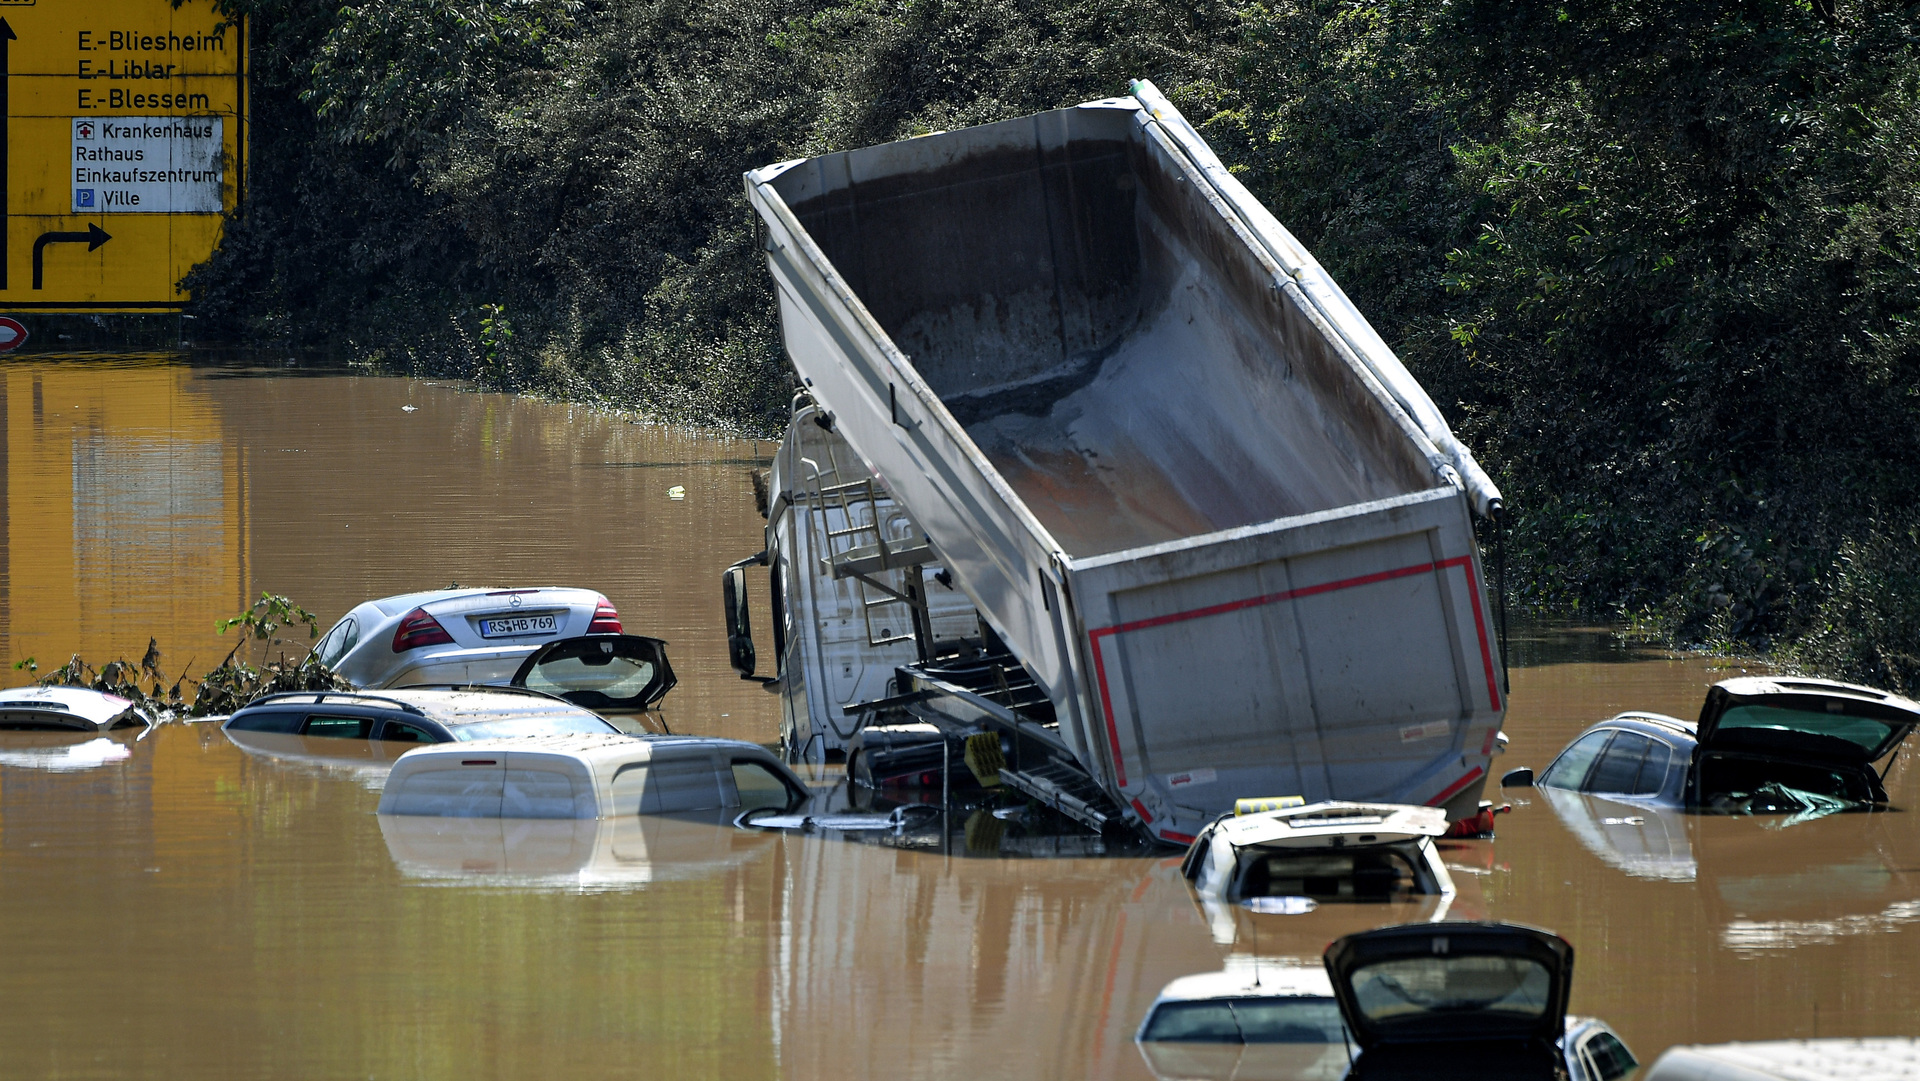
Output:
10,593,349,723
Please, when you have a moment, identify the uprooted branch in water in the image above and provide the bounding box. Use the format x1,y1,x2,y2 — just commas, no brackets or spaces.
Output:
11,593,351,721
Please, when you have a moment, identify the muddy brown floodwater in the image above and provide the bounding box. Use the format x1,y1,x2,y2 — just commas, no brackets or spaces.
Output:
0,356,1916,1079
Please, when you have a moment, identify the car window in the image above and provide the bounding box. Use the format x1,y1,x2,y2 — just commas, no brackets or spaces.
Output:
301,714,373,739
1635,740,1673,796
449,715,618,741
225,711,303,734
1715,704,1903,755
1140,1001,1241,1042
1238,847,1422,901
645,756,727,813
1585,732,1652,794
731,760,800,812
315,618,359,667
377,720,440,744
1348,954,1553,1030
1540,730,1612,789
1140,998,1346,1044
512,636,675,710
522,653,655,700
1581,1030,1638,1081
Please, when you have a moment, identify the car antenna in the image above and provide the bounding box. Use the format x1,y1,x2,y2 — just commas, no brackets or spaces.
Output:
1249,906,1261,988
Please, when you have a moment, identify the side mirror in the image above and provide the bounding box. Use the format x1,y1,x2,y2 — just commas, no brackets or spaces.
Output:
1500,767,1535,788
722,562,758,679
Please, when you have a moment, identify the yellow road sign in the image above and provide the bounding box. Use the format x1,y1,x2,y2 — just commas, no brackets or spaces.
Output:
0,0,245,312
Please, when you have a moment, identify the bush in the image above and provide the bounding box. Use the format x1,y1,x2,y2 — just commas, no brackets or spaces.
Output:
191,0,1920,677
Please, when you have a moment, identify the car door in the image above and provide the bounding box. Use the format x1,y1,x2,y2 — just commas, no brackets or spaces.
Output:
1582,732,1674,801
509,635,676,710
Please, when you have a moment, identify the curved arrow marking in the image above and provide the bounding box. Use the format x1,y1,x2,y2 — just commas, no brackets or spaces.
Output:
32,224,112,289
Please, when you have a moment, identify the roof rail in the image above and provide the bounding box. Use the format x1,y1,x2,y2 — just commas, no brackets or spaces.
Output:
238,690,428,716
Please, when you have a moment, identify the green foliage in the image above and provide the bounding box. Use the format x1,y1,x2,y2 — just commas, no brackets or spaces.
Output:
189,0,1920,686
1791,515,1920,693
15,596,349,720
1196,0,1920,685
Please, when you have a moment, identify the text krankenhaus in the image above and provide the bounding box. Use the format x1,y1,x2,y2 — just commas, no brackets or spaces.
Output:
71,117,223,213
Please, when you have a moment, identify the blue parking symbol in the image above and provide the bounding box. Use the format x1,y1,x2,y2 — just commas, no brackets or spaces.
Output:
75,189,95,208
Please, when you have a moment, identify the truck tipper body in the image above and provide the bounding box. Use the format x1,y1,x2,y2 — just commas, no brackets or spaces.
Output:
736,82,1507,844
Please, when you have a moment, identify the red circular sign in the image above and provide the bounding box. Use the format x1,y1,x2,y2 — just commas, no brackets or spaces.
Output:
0,317,26,352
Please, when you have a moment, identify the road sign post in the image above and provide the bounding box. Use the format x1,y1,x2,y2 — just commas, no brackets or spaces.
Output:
0,1,245,313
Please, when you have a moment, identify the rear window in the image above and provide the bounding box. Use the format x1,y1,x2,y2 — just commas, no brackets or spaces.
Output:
1716,704,1903,755
1140,998,1346,1043
450,715,617,741
1238,847,1423,901
523,652,656,702
1348,954,1553,1030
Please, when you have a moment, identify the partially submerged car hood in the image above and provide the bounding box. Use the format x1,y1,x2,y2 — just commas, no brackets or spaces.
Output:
1324,922,1573,1051
509,635,676,710
1696,678,1920,765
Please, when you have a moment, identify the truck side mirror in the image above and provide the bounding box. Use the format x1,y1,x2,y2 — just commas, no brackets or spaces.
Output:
1500,767,1535,787
723,563,757,679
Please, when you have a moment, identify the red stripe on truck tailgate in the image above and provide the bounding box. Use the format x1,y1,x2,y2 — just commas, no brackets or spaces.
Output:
1089,555,1502,798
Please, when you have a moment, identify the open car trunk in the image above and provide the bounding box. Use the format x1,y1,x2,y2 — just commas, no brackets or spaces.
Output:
1691,678,1920,812
509,635,676,712
1324,922,1573,1080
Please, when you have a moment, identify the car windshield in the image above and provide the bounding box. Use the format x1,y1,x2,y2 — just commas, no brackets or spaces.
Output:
450,715,618,741
1239,846,1423,901
1715,704,1904,755
1141,997,1347,1043
1348,954,1552,1030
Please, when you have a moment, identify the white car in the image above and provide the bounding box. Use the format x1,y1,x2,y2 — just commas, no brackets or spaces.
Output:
1182,801,1457,905
314,587,628,689
1644,1039,1917,1081
378,733,811,819
0,686,150,732
1136,957,1351,1081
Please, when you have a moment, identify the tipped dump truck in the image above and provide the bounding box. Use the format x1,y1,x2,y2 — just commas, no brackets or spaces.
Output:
730,81,1507,844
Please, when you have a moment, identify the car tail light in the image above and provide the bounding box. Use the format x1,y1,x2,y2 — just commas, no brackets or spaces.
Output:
392,607,455,652
588,598,622,634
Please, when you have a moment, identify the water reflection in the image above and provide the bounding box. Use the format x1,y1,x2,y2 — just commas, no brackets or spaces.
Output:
379,814,779,891
1,357,780,744
1540,787,1698,882
0,732,135,771
222,728,412,789
7,359,1920,1075
1538,784,1920,957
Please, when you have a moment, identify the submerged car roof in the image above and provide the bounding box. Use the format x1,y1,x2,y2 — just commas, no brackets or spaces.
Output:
0,686,148,730
1215,802,1448,850
1154,959,1335,1003
238,688,604,725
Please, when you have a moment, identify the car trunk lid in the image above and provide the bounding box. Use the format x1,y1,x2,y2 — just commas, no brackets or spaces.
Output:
1323,922,1573,1051
1695,679,1920,766
510,635,676,710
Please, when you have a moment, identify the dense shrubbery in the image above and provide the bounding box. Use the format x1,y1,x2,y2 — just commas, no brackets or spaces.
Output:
193,0,1920,688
